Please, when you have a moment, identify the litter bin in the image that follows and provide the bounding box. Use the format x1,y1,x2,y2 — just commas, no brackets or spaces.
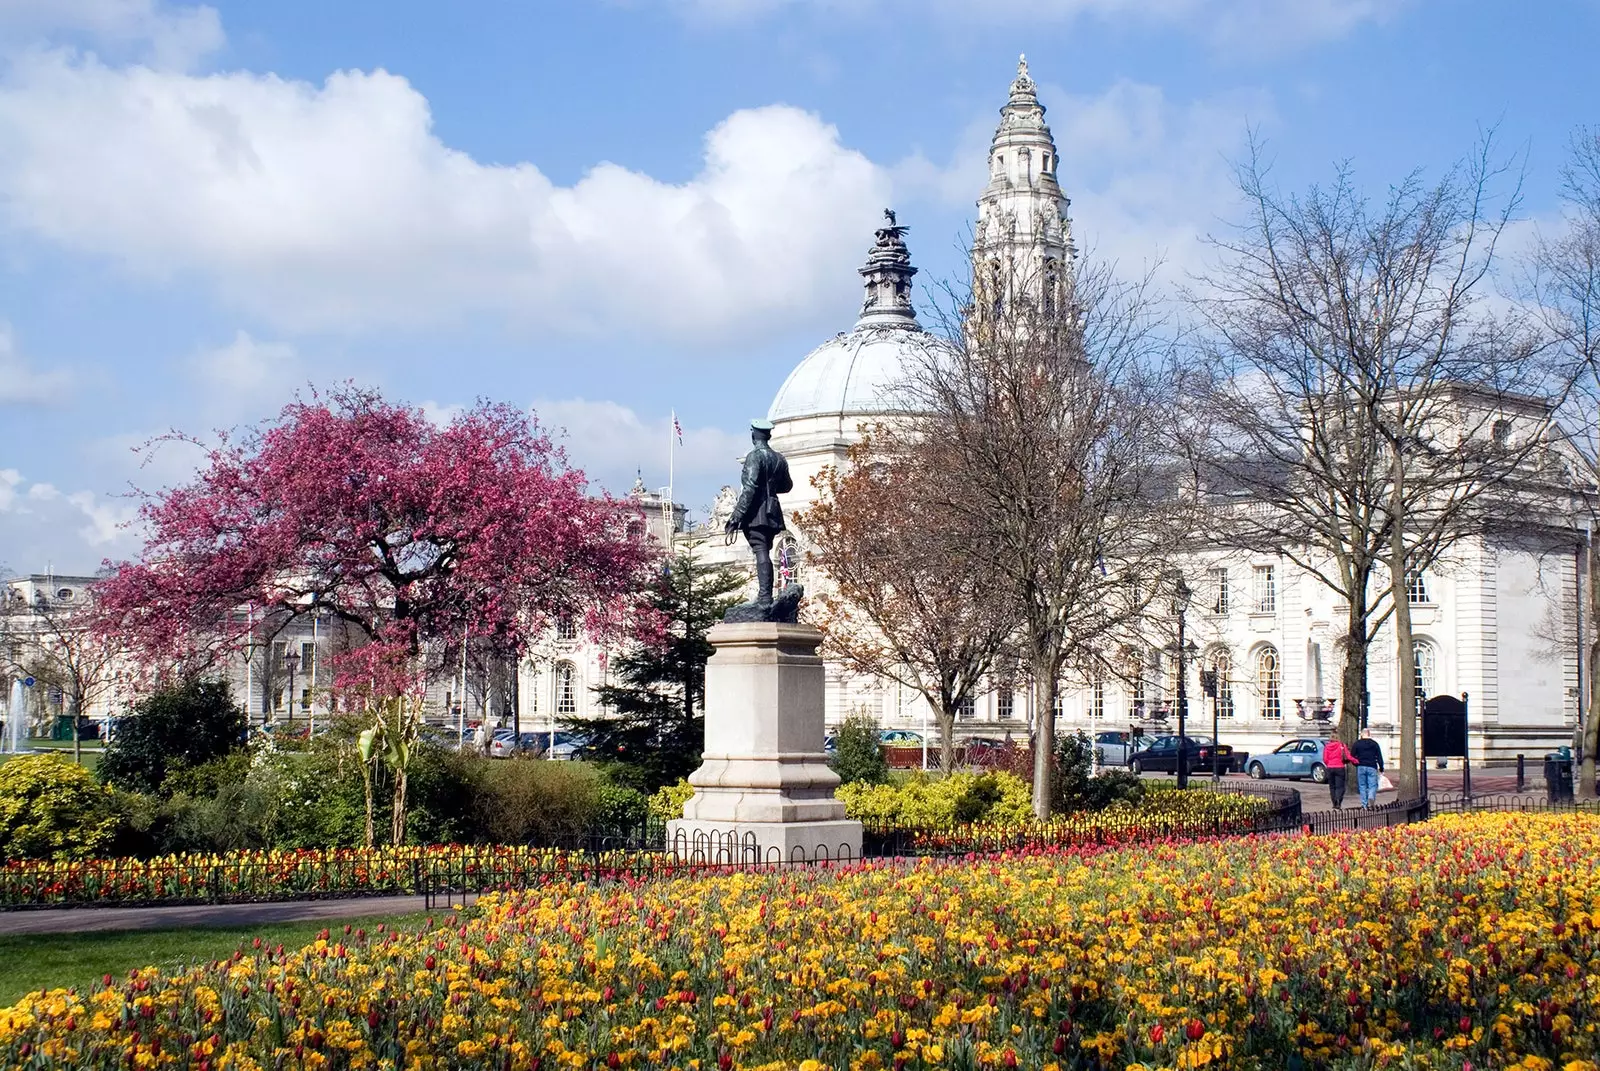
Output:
1544,753,1575,803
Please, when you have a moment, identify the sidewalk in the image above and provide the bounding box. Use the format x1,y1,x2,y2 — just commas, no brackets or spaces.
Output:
0,894,473,937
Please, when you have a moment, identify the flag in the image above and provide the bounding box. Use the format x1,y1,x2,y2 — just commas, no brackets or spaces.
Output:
672,413,683,445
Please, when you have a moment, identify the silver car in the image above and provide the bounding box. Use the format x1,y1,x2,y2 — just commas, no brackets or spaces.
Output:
1093,730,1134,766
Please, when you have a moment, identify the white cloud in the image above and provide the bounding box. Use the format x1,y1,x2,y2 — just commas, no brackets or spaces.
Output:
0,51,890,342
0,468,143,572
1053,80,1272,280
0,0,223,70
534,398,748,502
185,330,302,424
0,322,72,404
662,0,1401,51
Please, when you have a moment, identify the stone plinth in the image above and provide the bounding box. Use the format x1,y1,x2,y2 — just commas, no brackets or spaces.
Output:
668,622,862,863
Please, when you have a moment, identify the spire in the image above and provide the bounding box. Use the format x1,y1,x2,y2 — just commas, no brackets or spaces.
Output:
856,208,920,329
974,54,1077,315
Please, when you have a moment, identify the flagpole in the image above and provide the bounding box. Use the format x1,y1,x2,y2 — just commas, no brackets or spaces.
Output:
668,409,676,525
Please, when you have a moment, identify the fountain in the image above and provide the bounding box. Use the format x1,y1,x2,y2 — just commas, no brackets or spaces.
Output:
3,680,29,754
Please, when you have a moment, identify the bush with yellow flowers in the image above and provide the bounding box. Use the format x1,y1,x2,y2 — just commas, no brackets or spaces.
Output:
3,810,1597,1069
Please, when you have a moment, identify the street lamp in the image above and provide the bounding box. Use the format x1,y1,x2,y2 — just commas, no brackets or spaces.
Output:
1199,664,1220,782
1169,574,1193,788
282,652,300,728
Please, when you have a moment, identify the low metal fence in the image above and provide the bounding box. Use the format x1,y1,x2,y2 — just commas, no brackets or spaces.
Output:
9,790,1594,912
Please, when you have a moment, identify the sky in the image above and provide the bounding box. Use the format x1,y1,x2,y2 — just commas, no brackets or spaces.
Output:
0,0,1596,575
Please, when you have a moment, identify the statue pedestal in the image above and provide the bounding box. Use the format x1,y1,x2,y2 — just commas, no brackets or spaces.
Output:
668,622,862,863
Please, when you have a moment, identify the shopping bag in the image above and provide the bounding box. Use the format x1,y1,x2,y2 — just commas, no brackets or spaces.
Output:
1377,772,1395,792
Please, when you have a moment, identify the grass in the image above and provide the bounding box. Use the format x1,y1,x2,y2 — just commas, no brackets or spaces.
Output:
0,745,104,771
0,910,434,1007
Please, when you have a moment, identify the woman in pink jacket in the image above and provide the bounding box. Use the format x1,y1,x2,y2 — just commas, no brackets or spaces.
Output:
1322,737,1354,809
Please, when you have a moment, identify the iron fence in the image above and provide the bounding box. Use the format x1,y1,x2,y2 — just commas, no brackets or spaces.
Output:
10,789,1596,912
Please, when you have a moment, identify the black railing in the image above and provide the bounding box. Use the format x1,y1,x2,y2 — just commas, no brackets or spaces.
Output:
14,790,1593,912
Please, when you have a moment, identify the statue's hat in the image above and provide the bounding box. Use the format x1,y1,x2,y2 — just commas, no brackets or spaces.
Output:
751,419,775,432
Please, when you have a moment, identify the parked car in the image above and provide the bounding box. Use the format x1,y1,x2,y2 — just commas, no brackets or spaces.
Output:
542,731,590,761
1246,738,1331,783
489,730,545,758
1128,734,1243,775
1092,730,1135,767
879,729,924,745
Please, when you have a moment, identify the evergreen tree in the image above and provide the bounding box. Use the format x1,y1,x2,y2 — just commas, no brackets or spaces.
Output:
566,543,745,792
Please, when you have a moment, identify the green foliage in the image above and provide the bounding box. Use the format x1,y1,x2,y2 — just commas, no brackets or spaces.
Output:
648,779,695,822
1052,731,1145,812
98,678,246,796
569,546,745,792
828,712,889,785
836,771,1033,826
465,761,606,843
0,754,120,861
593,782,649,836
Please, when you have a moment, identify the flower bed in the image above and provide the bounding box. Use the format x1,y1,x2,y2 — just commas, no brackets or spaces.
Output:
1,787,1283,908
3,811,1596,1068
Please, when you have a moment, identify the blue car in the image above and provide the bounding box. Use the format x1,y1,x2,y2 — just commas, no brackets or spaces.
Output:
1246,738,1331,783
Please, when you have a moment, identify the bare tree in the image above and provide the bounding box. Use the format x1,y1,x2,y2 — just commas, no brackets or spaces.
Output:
908,255,1178,817
804,426,1019,772
1185,136,1550,796
1533,127,1600,797
0,584,120,764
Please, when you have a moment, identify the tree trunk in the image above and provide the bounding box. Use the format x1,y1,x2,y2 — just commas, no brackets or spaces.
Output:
361,765,376,849
1031,660,1056,820
1339,601,1369,743
1395,464,1420,797
937,705,956,774
70,695,81,766
1584,531,1600,798
391,770,408,847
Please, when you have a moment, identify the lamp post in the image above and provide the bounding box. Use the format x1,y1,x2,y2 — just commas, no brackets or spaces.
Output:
282,652,300,728
1171,574,1193,788
1199,666,1220,782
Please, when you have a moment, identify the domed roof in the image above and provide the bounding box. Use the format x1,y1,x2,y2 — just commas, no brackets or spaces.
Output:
769,210,953,424
768,323,949,422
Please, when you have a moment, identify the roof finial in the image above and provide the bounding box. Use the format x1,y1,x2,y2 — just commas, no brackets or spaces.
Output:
1018,53,1027,77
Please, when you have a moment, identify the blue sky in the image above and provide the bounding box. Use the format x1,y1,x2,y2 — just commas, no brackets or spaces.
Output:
1,0,1596,574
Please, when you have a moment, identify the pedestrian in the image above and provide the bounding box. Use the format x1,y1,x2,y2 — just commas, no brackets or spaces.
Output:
1350,728,1385,808
1322,735,1354,809
473,721,488,756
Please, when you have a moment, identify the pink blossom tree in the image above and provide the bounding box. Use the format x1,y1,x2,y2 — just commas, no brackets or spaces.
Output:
95,386,652,701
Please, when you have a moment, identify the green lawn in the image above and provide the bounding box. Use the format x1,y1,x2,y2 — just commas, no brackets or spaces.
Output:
0,911,433,1007
0,744,103,771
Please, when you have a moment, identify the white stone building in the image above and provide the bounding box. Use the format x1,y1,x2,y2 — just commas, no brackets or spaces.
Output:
656,57,1589,765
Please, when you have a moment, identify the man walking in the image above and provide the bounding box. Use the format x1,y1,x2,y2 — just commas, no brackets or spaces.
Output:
1351,728,1385,809
1322,736,1354,809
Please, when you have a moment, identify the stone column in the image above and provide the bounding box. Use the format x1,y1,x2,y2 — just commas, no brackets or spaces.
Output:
668,622,863,862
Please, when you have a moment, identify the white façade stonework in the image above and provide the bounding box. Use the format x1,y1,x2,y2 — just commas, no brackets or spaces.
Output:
668,622,863,862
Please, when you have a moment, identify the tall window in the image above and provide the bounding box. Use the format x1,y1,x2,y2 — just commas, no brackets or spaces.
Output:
1406,568,1430,604
555,663,577,715
556,614,578,642
956,695,975,720
526,668,539,713
1210,648,1235,718
300,642,316,710
1412,640,1438,700
1256,646,1282,719
1129,651,1146,711
1208,567,1229,614
996,686,1014,721
1090,676,1105,719
1252,566,1276,613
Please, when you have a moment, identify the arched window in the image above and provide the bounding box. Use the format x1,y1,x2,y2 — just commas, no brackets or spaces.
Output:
776,534,802,589
1256,646,1281,719
1412,640,1438,700
1208,648,1235,718
555,663,577,716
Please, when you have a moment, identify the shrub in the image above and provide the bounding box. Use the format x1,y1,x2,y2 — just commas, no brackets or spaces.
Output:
836,771,1032,827
99,678,247,796
1052,731,1145,813
829,712,889,785
466,760,607,844
0,754,121,861
648,779,696,822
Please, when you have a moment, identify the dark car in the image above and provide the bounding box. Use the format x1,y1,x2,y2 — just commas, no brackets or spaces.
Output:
1129,734,1242,775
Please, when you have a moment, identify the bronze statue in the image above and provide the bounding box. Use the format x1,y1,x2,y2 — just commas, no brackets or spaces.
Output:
724,419,802,622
